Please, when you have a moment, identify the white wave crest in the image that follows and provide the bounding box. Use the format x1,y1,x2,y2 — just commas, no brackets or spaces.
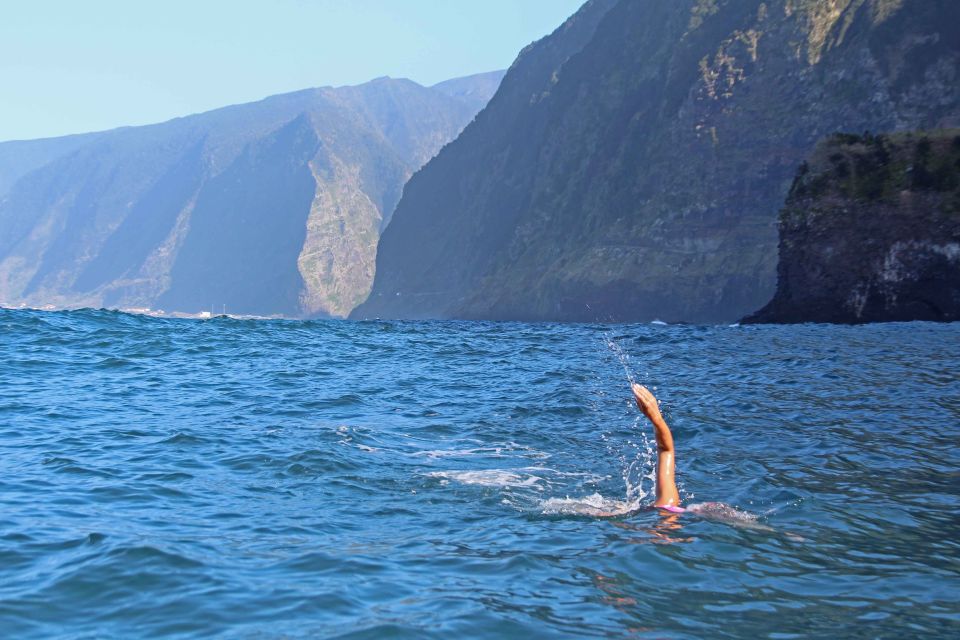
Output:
413,443,549,460
426,470,544,489
539,493,641,517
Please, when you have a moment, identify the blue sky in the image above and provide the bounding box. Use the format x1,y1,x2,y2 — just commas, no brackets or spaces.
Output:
0,0,585,141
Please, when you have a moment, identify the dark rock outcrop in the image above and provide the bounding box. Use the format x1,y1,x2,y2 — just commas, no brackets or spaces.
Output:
0,72,502,317
744,130,960,324
353,0,960,323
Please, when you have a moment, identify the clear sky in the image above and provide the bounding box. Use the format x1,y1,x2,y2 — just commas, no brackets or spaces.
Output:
0,0,585,142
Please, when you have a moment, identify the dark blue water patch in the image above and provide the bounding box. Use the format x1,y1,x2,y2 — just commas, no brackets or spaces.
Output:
0,308,958,638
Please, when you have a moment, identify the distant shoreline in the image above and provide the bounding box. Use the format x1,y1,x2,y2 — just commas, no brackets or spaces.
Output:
0,303,282,321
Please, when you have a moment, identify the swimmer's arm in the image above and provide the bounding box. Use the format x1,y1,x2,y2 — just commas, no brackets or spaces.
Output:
631,384,674,452
654,450,680,508
648,411,675,454
631,384,680,508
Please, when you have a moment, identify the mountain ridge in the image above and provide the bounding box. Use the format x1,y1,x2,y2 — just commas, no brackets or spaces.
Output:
0,71,504,317
353,0,960,323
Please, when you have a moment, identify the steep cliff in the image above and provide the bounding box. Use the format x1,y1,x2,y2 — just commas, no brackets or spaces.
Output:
0,73,501,317
744,130,960,323
353,0,960,323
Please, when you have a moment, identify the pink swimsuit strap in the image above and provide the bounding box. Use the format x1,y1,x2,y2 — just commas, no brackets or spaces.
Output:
656,504,686,513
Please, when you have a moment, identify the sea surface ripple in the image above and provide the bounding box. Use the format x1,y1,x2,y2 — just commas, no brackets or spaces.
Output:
0,308,958,638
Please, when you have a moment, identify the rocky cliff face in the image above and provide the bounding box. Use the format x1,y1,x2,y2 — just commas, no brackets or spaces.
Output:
0,73,503,317
353,0,960,323
743,130,960,323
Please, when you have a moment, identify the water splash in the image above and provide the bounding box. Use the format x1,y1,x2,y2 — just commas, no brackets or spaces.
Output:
540,336,661,517
540,410,657,516
609,336,657,503
427,470,544,489
605,335,636,384
604,333,663,405
540,493,640,517
623,417,657,505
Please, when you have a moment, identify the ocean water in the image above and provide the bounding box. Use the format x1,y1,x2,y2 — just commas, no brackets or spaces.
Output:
1,308,958,639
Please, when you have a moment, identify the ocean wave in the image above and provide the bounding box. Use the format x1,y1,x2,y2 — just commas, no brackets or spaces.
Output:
0,307,956,636
426,470,545,489
539,493,642,517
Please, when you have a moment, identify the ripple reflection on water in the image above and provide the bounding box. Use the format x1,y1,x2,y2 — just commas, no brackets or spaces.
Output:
0,309,958,638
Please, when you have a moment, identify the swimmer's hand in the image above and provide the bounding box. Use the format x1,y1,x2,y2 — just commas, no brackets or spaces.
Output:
631,383,662,421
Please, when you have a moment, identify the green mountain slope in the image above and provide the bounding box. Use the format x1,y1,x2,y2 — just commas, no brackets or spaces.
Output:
0,73,501,316
353,0,960,322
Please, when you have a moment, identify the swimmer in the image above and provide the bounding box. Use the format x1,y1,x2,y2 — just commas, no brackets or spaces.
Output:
631,383,684,513
630,384,778,532
551,382,773,529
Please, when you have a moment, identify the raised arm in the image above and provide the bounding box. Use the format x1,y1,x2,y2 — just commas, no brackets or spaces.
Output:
631,383,681,509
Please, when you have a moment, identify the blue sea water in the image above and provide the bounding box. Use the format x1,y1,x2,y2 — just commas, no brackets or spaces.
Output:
0,308,958,639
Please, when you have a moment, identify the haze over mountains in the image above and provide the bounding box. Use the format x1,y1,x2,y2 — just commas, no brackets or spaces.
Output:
354,0,960,323
3,1,959,324
0,71,504,317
